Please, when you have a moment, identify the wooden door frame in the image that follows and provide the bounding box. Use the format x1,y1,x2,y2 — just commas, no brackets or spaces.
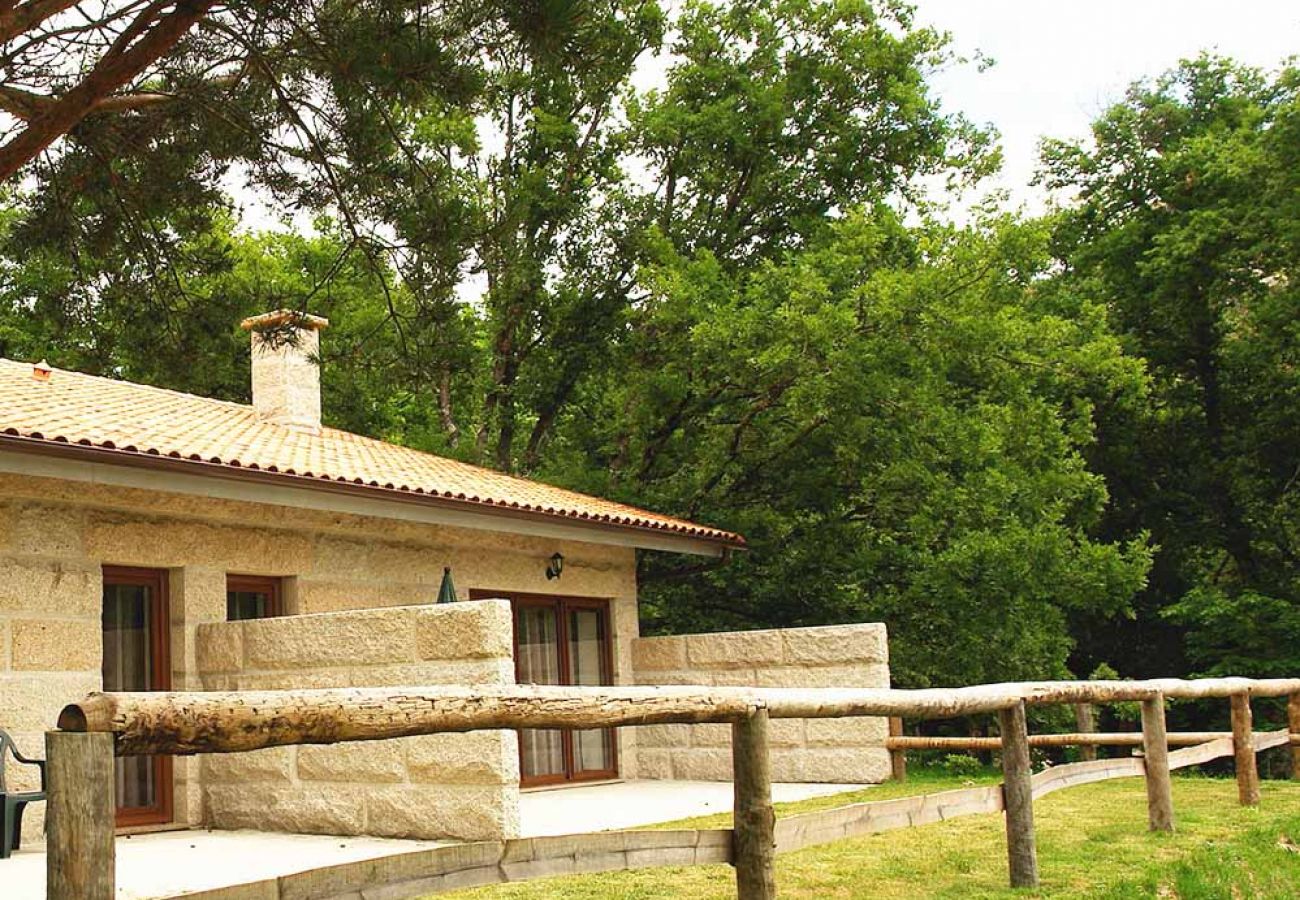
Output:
102,565,173,828
470,589,618,786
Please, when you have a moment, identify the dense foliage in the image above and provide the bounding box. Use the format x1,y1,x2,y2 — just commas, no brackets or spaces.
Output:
1042,58,1300,680
2,0,1296,688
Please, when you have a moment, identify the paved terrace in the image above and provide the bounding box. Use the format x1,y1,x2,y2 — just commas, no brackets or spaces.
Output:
8,780,866,899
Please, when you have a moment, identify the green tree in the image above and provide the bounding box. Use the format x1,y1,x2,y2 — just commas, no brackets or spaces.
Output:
1042,57,1300,678
562,210,1149,687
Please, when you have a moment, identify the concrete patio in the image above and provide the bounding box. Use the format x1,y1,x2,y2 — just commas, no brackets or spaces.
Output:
8,779,868,899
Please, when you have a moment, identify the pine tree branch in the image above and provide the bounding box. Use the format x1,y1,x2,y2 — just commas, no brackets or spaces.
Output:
0,0,216,181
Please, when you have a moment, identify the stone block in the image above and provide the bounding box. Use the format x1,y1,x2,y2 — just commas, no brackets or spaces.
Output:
202,747,294,783
798,748,891,784
769,718,807,747
350,659,513,687
689,723,733,748
805,716,888,747
5,503,85,558
364,785,515,841
295,579,418,615
769,750,804,783
297,741,406,783
231,669,354,690
780,624,888,665
173,566,227,625
698,668,761,687
195,622,243,673
85,514,314,573
631,636,687,672
635,749,673,780
414,600,512,661
631,669,698,686
206,784,367,835
633,723,693,748
405,732,517,785
10,618,99,671
752,662,890,689
0,558,99,616
242,608,416,669
668,748,733,782
0,672,99,731
685,629,784,668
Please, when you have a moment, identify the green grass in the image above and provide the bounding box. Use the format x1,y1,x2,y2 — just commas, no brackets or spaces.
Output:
444,776,1300,899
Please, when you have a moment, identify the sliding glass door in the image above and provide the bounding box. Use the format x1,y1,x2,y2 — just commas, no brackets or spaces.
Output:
102,566,173,826
488,592,617,786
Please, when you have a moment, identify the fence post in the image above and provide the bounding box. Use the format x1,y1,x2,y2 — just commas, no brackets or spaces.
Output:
1289,693,1300,781
1140,694,1174,831
45,731,115,900
888,716,907,782
1230,693,1260,806
1075,703,1097,762
997,701,1039,888
732,708,776,900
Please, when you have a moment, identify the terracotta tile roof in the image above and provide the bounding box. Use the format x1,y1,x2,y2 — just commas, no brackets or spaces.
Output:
0,358,743,548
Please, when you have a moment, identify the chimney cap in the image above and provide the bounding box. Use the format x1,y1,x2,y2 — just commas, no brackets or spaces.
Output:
240,309,330,333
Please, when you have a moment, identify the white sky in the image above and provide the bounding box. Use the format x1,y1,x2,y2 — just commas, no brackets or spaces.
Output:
915,0,1300,212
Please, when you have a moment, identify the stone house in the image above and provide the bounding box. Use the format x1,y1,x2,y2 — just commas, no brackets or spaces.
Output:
0,310,890,846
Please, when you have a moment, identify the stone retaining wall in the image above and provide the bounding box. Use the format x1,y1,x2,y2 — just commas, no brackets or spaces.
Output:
632,624,891,783
195,601,520,841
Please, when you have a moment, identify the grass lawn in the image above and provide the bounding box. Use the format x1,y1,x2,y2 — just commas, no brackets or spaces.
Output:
445,775,1300,899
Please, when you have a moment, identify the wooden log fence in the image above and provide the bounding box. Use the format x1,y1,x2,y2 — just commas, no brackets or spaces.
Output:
44,678,1300,900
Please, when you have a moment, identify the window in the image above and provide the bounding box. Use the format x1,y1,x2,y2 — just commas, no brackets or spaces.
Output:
226,575,283,621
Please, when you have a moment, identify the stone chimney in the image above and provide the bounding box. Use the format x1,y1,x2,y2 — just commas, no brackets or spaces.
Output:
240,310,329,433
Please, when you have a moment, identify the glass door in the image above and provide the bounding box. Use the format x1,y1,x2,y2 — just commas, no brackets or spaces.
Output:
515,602,567,784
567,603,616,778
480,591,617,786
102,566,172,827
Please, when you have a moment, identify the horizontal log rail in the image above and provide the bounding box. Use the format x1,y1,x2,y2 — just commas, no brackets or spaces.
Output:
887,731,1248,750
56,677,1300,757
57,686,767,756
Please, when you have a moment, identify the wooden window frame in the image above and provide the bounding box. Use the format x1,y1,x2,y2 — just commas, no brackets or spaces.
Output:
102,565,173,828
471,589,619,787
225,574,284,620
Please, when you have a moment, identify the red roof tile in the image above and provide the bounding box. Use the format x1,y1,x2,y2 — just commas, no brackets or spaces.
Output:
0,359,743,548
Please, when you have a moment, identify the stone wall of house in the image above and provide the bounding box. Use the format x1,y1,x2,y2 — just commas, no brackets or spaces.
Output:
632,624,891,784
195,601,518,841
0,506,102,847
0,471,642,847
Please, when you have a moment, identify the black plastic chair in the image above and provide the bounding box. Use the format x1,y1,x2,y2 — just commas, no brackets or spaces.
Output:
0,729,46,859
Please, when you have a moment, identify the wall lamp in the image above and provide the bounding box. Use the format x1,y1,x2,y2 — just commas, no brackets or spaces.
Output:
545,552,564,580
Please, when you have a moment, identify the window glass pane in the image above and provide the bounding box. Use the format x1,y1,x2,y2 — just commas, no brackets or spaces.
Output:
227,590,270,621
516,605,565,778
569,608,613,773
103,581,157,811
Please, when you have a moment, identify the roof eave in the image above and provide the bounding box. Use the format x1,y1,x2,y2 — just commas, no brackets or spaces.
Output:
0,434,745,556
